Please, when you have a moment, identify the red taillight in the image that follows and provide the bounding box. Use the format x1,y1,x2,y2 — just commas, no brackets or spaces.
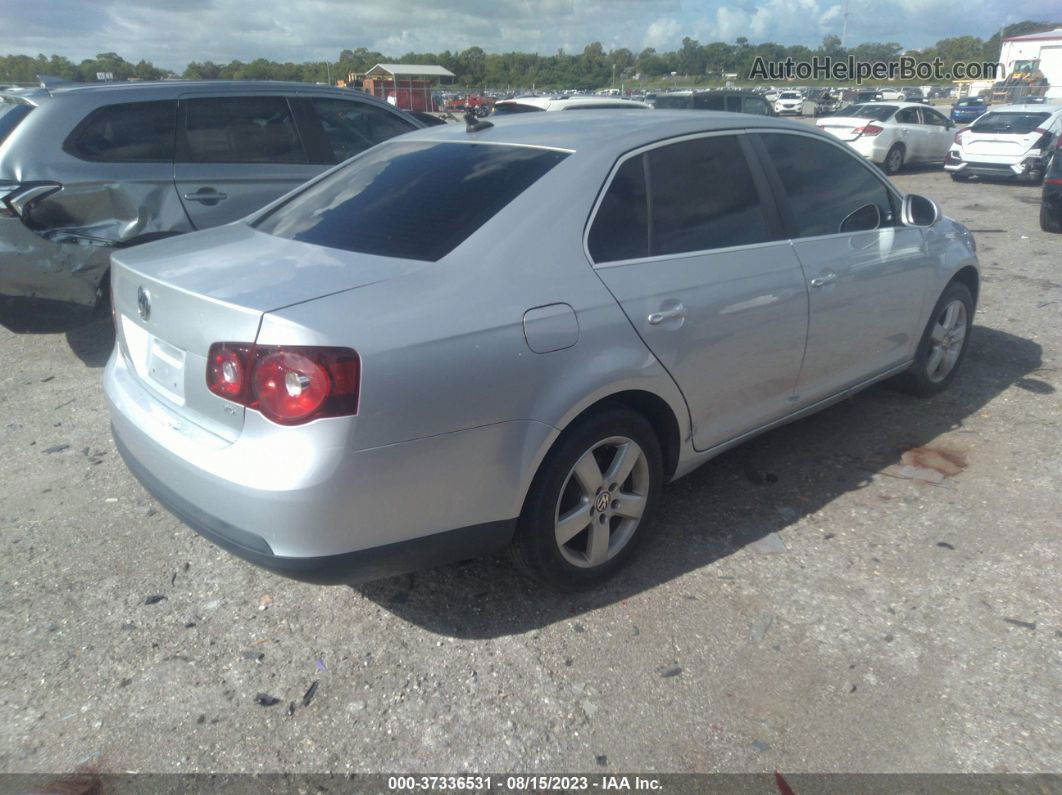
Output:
954,130,966,145
206,343,359,425
207,343,251,399
1045,178,1062,185
1031,128,1054,150
854,124,883,137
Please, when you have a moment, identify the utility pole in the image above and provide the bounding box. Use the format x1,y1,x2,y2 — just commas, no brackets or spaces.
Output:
841,0,849,48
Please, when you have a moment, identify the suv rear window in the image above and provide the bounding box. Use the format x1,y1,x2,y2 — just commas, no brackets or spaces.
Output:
970,112,1050,134
180,96,306,163
253,141,568,262
0,99,33,146
64,100,176,161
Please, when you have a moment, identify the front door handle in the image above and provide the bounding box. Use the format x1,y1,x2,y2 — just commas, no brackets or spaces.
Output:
648,304,686,325
182,188,228,204
809,271,838,289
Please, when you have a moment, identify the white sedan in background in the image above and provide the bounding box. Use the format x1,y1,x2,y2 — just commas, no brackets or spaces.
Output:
817,101,956,174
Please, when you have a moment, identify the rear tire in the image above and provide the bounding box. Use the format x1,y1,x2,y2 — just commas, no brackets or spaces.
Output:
950,172,970,182
892,281,974,398
510,408,663,591
883,144,905,175
1041,202,1062,233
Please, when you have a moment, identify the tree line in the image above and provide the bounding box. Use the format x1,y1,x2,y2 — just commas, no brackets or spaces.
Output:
2,21,1057,90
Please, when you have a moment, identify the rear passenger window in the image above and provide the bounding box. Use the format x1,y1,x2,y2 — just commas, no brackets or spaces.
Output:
725,95,742,112
760,133,897,237
692,94,724,110
64,101,176,161
648,136,773,255
180,97,306,163
743,97,770,115
588,155,648,262
308,98,413,163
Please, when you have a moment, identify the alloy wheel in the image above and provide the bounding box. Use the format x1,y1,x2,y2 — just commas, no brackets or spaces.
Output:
926,299,968,382
554,436,650,568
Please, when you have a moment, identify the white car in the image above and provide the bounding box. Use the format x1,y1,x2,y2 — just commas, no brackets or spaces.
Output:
945,104,1062,183
773,91,803,115
879,88,905,100
817,101,956,174
493,96,652,114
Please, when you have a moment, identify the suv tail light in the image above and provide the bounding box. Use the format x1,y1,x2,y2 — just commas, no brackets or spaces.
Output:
206,343,360,425
0,181,62,220
1031,128,1053,150
854,124,883,137
953,129,966,145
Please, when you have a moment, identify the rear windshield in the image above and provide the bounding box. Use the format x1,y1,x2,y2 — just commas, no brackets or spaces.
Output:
970,112,1050,134
956,99,985,107
0,99,33,146
493,103,545,114
836,104,897,121
253,141,569,262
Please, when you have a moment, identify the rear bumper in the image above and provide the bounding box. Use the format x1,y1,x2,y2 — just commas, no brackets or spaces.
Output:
944,150,1047,179
0,218,110,305
114,431,515,584
105,347,552,583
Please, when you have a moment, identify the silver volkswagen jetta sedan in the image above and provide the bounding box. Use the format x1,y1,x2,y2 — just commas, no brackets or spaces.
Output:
105,111,979,590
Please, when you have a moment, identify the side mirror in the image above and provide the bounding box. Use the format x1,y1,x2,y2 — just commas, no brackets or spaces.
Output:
903,193,940,227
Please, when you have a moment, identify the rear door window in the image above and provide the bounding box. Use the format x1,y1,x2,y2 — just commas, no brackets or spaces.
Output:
759,132,897,237
179,96,306,163
725,95,742,112
647,135,774,255
253,141,568,262
691,93,725,110
302,98,415,164
743,96,770,115
0,99,34,147
587,155,648,262
64,100,176,161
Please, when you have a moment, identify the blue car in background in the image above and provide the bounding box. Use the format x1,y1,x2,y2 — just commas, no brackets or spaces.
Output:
951,97,988,124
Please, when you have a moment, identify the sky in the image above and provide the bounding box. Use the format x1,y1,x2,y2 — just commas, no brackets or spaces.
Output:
2,0,1057,70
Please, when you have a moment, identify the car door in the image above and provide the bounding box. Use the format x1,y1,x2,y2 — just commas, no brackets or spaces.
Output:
893,106,926,160
753,131,930,404
173,94,323,229
918,106,956,161
588,133,809,451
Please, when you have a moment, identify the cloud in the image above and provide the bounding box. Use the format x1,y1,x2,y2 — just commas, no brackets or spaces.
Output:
0,0,1057,70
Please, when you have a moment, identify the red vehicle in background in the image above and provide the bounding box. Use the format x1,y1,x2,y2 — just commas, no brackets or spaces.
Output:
445,94,495,117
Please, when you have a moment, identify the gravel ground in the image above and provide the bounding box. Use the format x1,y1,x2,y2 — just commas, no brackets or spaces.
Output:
0,167,1059,776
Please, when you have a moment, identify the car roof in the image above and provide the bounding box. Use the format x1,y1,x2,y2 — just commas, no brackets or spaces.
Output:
396,110,819,152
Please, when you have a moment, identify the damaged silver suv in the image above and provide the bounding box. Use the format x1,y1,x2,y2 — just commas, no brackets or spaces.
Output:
0,81,421,306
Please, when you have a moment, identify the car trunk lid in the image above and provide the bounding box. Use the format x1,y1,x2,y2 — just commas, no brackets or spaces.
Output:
817,116,877,142
961,130,1042,156
111,222,420,441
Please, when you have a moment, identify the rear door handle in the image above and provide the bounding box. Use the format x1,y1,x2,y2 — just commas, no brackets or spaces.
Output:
648,305,686,325
182,189,228,204
809,271,838,289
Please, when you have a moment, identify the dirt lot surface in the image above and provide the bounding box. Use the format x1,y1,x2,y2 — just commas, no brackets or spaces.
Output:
0,167,1059,776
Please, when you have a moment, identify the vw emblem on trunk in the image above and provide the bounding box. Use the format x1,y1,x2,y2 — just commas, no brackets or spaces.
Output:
137,286,151,321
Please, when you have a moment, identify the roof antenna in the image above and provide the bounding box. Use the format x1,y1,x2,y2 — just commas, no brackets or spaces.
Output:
464,111,493,133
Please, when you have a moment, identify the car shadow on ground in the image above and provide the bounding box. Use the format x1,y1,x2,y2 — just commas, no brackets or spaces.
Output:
356,324,1049,638
0,297,114,368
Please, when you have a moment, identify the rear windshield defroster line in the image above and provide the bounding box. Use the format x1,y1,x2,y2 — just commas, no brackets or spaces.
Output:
253,141,569,262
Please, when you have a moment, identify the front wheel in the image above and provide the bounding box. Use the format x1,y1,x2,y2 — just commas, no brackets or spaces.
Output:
892,281,974,397
510,408,663,590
